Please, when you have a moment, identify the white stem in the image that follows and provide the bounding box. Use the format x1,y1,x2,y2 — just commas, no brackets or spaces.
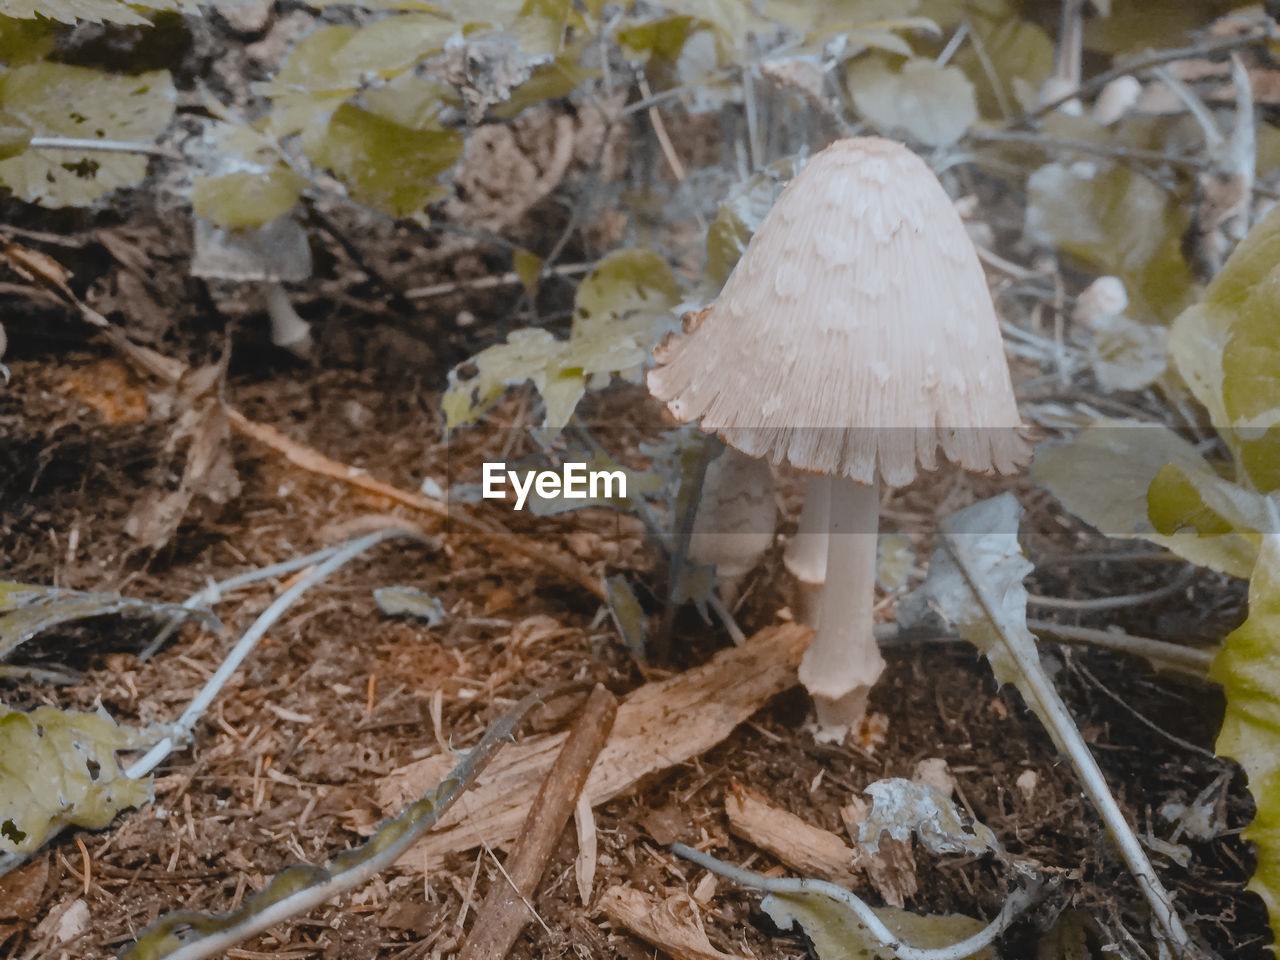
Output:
784,474,831,627
28,135,176,158
798,475,884,742
943,531,1191,952
262,280,312,357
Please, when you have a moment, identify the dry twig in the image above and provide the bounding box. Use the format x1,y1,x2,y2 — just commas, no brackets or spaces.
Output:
225,407,608,601
459,685,618,960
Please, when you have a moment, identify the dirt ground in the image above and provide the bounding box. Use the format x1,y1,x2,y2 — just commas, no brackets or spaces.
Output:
0,349,1269,959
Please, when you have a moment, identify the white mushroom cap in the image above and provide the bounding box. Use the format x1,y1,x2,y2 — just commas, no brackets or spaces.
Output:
648,137,1029,488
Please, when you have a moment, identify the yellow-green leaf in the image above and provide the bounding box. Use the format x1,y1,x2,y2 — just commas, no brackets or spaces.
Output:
1026,160,1192,324
0,62,174,207
573,247,681,335
847,56,976,147
190,166,308,229
1169,207,1280,492
1032,421,1258,578
950,12,1053,118
0,15,58,64
0,704,154,856
444,249,681,434
330,13,456,77
305,102,462,218
0,109,30,161
513,247,543,298
1212,524,1280,947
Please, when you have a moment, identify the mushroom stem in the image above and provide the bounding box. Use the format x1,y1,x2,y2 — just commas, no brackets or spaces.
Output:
797,475,885,742
262,280,313,358
783,474,831,627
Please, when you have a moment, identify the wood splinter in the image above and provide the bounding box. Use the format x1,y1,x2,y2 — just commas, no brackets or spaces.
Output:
458,684,618,960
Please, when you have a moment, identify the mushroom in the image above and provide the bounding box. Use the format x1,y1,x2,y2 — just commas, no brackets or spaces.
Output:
191,214,314,358
648,137,1028,742
687,441,777,608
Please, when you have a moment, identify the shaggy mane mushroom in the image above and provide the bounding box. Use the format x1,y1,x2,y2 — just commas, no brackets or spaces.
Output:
649,136,1029,742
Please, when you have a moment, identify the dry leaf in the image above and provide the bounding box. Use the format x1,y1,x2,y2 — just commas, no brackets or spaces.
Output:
599,886,749,960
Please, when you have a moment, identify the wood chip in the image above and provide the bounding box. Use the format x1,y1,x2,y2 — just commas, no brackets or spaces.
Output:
598,885,749,960
378,624,811,867
724,783,859,887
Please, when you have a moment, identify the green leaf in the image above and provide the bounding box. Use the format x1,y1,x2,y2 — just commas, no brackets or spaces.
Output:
488,50,598,120
444,249,680,434
1212,524,1280,948
1026,160,1192,324
190,167,308,229
261,24,361,94
305,102,462,218
0,110,31,161
703,166,790,289
847,56,976,147
330,13,456,77
949,12,1053,118
1087,312,1167,393
0,62,174,207
255,25,360,138
0,580,219,661
0,703,154,856
605,577,646,659
362,72,457,130
573,248,682,336
1032,421,1259,577
762,893,997,960
658,0,753,50
1168,207,1280,492
442,328,580,432
512,246,543,298
616,14,699,62
0,16,58,65
0,0,161,24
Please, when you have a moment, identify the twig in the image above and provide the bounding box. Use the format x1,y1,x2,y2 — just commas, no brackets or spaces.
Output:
140,543,355,660
403,262,592,300
458,685,617,960
1026,619,1214,677
636,75,686,182
1026,565,1196,612
940,528,1192,951
878,620,1214,678
225,407,608,601
121,695,539,960
1020,25,1275,125
27,136,178,159
966,128,1208,170
1067,653,1221,761
301,197,416,314
671,844,1031,960
654,438,713,661
126,528,425,779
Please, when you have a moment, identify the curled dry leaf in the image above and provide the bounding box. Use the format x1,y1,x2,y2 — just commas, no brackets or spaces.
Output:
599,885,749,960
125,359,241,550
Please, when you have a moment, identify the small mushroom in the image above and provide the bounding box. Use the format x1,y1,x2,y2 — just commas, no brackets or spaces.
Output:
687,442,777,607
191,214,314,358
649,137,1028,742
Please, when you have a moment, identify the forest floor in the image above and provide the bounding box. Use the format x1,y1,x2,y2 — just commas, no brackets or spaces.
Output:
0,345,1268,959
